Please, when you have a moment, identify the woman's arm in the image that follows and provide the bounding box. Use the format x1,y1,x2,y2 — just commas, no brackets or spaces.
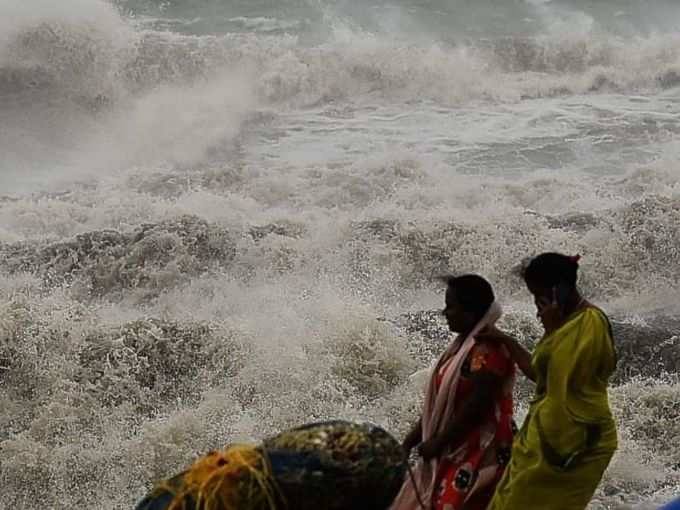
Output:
418,371,499,460
488,328,536,382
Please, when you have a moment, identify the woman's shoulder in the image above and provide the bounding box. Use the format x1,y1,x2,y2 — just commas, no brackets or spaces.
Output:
582,304,609,318
575,305,613,332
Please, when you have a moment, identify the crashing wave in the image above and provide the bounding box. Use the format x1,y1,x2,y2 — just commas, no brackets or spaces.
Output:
0,215,236,299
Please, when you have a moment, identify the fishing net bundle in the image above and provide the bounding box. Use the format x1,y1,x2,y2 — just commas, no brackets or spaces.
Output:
135,420,407,510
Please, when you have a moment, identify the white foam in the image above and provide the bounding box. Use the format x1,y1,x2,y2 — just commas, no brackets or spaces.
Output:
1,2,679,507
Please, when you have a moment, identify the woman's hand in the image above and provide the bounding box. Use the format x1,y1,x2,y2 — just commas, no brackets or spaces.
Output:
537,290,562,334
417,436,445,461
402,431,420,455
402,419,423,455
483,325,512,343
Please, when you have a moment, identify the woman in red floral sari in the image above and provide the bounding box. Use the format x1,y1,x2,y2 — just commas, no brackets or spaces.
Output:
391,274,516,510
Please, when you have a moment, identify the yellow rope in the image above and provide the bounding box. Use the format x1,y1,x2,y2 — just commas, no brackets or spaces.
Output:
156,445,281,510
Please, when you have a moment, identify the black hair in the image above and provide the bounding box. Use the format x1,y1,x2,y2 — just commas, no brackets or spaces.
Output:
523,252,579,288
439,274,494,320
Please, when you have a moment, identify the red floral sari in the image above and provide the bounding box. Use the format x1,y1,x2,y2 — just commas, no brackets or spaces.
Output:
432,341,515,510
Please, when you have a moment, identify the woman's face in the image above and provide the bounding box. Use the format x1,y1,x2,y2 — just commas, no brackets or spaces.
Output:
526,280,552,328
442,287,474,333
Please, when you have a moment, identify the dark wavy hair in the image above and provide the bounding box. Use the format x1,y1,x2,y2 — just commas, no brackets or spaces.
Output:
439,274,494,320
522,252,580,288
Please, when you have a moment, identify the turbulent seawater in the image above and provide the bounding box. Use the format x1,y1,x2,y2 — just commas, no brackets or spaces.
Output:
0,0,679,508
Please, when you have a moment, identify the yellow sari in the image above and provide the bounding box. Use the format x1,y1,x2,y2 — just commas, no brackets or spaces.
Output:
488,307,618,510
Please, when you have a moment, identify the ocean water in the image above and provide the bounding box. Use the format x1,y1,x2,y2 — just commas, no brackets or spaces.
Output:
0,0,679,508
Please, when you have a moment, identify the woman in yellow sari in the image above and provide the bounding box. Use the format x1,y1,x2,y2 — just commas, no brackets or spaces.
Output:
487,252,618,510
